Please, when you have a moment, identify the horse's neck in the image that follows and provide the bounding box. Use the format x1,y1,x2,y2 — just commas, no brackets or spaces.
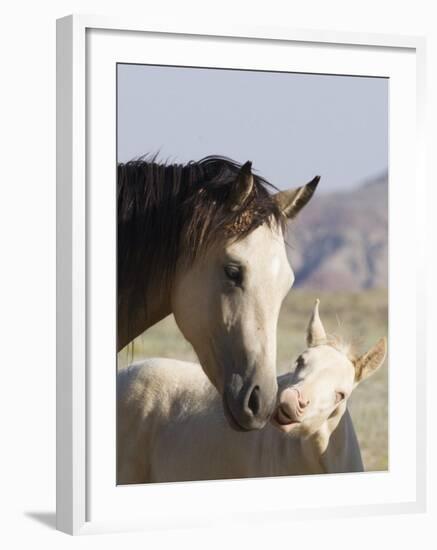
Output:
300,407,364,474
117,282,172,351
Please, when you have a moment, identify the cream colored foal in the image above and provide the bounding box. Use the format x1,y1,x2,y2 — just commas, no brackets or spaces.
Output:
117,300,386,484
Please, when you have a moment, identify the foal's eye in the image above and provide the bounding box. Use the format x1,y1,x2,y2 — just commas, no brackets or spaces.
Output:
224,264,242,285
335,391,345,404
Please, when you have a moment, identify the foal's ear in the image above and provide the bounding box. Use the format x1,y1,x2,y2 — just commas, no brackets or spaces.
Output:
228,161,254,211
307,299,327,347
354,338,387,383
274,175,320,219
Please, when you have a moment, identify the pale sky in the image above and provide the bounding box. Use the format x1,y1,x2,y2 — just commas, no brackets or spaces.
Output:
117,64,388,193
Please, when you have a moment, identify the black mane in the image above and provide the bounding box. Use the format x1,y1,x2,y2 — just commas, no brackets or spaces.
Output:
117,155,285,308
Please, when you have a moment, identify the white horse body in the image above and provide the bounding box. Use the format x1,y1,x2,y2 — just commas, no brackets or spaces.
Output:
117,358,363,484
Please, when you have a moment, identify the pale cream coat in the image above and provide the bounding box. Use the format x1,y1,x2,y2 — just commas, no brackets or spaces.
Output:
117,302,386,484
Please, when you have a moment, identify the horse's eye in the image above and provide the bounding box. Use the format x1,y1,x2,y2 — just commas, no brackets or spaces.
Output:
224,264,242,284
335,391,345,404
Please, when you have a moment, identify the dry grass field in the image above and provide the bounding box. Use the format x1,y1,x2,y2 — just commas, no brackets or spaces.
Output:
118,289,388,472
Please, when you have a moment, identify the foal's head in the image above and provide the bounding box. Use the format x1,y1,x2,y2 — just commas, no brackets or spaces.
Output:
273,300,387,435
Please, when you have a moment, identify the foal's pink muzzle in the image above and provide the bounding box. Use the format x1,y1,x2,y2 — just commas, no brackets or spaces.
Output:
272,387,310,432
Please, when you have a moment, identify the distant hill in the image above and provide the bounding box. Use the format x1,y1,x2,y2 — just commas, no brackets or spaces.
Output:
287,173,388,291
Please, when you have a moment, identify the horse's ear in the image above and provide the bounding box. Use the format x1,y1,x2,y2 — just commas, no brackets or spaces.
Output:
306,299,327,347
274,175,320,219
354,338,387,383
228,161,254,211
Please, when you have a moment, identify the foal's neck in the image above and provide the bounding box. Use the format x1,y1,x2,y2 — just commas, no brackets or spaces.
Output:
300,406,363,474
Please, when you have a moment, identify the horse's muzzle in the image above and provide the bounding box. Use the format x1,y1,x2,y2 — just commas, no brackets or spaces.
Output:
223,381,277,431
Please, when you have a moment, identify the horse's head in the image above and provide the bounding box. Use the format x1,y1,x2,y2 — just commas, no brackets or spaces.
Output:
273,300,387,435
171,161,319,431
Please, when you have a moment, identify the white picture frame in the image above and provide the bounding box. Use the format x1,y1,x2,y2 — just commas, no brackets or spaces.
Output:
56,14,427,535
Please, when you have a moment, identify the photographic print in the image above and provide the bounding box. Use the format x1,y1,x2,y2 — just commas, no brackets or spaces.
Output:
116,64,388,484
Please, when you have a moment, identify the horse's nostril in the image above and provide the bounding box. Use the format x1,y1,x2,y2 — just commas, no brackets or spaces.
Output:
247,385,261,416
295,388,309,408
